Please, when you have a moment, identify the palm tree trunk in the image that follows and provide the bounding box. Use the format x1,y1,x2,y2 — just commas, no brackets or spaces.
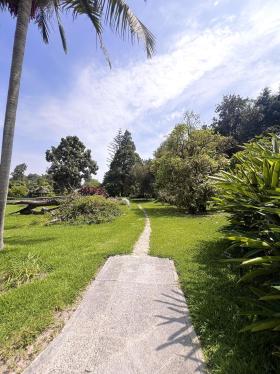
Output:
0,0,32,250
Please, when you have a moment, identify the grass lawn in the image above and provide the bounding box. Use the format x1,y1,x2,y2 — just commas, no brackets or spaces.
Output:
0,203,144,367
142,201,280,374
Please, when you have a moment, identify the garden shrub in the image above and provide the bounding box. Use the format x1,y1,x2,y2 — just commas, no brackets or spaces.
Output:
213,136,280,356
78,186,108,197
53,195,122,224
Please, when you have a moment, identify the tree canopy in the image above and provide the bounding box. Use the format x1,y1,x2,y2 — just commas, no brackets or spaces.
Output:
11,163,27,181
153,124,230,213
46,136,98,193
212,88,280,146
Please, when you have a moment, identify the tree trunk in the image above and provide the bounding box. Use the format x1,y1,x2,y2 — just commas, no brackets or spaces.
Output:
0,0,32,250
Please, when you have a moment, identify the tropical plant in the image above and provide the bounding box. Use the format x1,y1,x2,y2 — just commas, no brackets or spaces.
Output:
213,136,280,356
0,0,155,249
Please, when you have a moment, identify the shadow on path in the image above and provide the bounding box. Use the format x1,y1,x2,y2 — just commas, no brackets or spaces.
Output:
155,289,206,373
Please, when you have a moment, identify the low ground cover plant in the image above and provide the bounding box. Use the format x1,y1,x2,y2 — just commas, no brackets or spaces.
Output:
213,136,280,357
52,195,122,224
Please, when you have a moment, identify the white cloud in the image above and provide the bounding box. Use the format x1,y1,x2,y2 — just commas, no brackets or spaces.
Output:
5,0,280,179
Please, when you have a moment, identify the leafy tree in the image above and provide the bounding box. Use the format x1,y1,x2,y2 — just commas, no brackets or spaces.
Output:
11,163,27,181
212,89,280,147
46,136,98,193
103,130,140,196
84,178,101,188
27,174,54,197
154,124,230,214
183,110,202,129
8,182,29,198
212,94,253,143
255,87,280,132
131,159,155,198
0,1,155,249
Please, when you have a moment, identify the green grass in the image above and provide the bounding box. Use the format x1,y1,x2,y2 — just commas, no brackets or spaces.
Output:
142,201,280,374
0,203,144,363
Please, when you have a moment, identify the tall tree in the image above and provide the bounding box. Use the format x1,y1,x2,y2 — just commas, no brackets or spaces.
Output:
0,1,155,249
11,163,27,181
212,89,280,147
212,94,250,140
255,87,280,132
132,159,155,198
106,129,123,166
103,130,140,196
46,136,98,192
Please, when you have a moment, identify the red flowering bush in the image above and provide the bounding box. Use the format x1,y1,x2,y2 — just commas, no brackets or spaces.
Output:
78,186,108,198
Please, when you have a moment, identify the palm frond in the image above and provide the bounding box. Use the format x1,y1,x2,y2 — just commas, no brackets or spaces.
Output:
1,0,155,60
35,6,51,44
62,0,103,35
100,0,155,58
0,0,18,16
53,0,68,53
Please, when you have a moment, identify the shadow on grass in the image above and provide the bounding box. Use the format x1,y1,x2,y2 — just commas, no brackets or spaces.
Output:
181,238,280,374
134,201,218,219
4,236,56,247
4,223,28,231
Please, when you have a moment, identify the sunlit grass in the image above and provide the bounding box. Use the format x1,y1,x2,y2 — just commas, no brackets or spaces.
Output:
143,201,280,374
0,204,144,363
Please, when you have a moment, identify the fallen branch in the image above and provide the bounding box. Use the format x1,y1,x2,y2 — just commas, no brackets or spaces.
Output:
8,198,63,215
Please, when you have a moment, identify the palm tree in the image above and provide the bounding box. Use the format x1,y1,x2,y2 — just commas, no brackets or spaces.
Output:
0,0,155,250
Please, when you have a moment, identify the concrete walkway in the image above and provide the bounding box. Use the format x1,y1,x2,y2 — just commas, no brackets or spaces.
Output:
24,206,205,374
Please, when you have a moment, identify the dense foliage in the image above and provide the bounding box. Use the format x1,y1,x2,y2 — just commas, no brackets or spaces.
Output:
213,136,280,355
10,163,27,181
53,195,122,224
8,164,54,198
153,124,230,213
131,159,155,198
8,182,29,198
212,88,280,147
46,136,98,193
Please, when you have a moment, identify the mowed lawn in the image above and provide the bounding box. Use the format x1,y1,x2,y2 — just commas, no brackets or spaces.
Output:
142,201,280,374
0,203,144,366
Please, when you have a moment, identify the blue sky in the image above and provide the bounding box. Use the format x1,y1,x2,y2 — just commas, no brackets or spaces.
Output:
1,0,280,180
